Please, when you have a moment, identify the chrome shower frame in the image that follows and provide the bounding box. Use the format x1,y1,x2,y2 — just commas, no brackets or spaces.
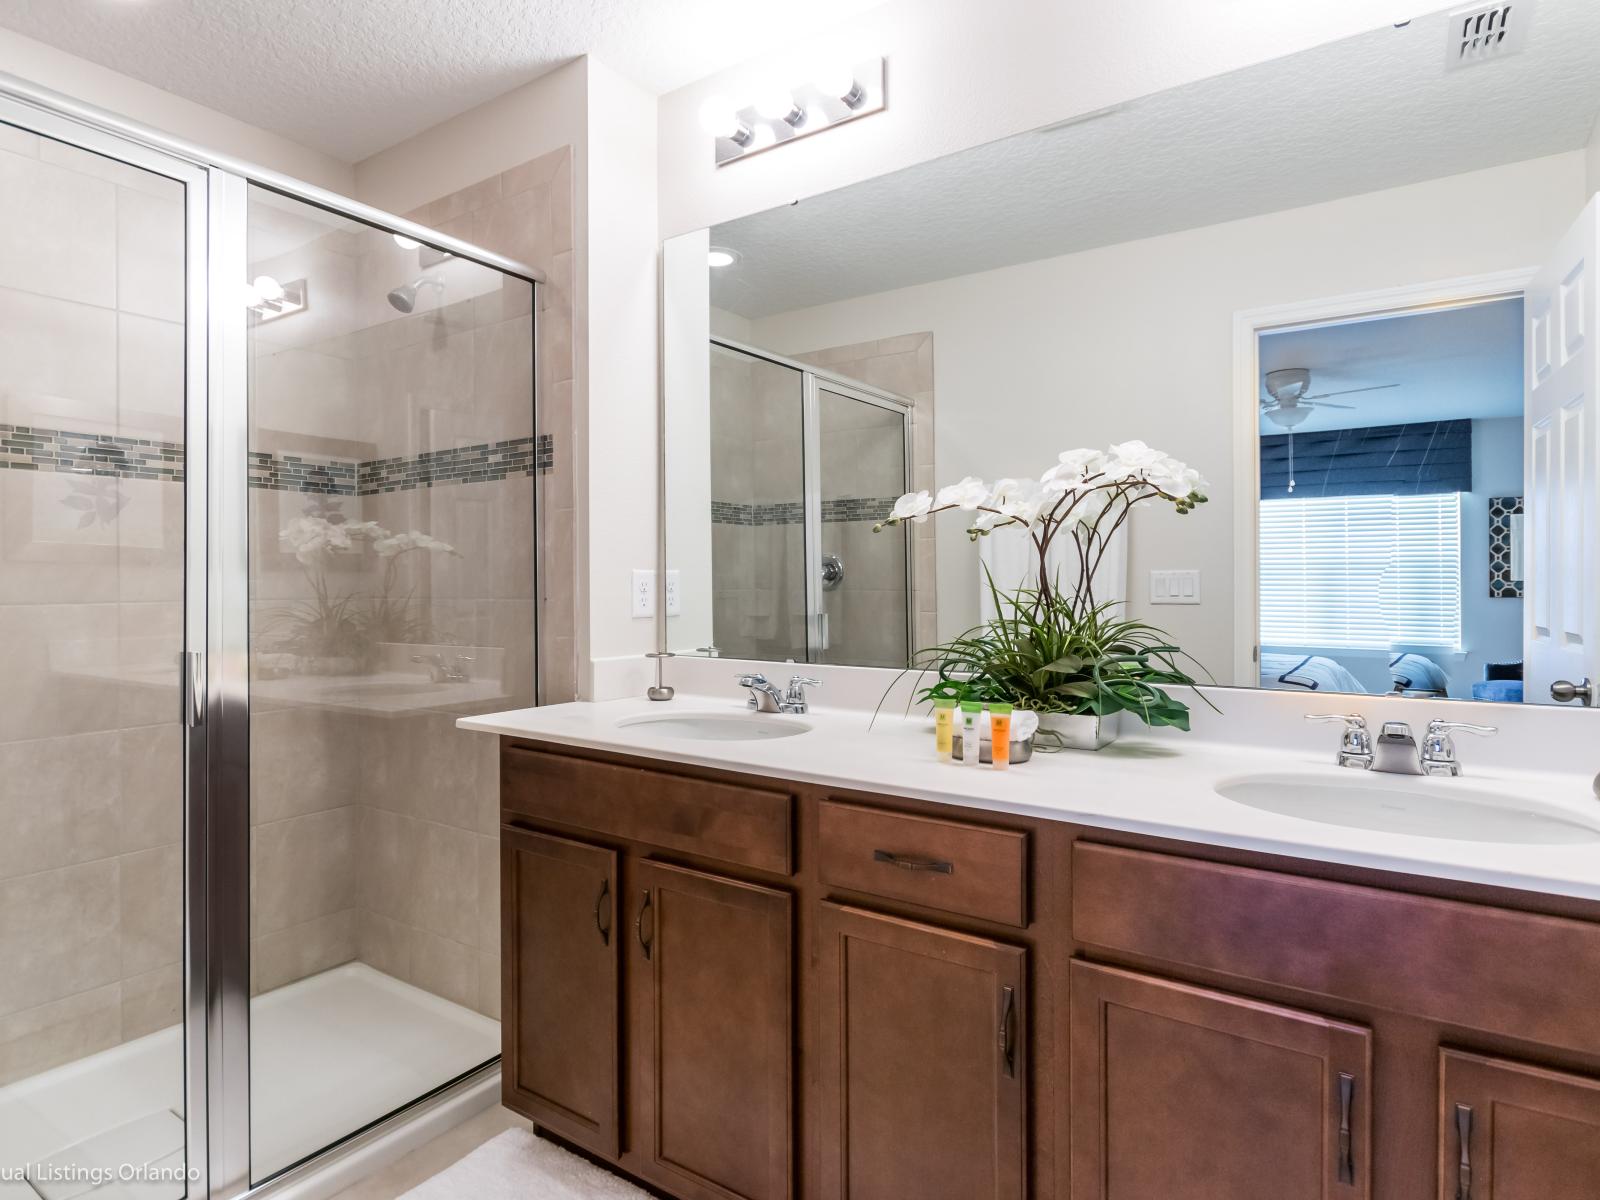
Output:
0,70,543,1200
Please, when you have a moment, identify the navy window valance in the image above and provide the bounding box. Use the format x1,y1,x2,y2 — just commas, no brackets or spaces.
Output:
1260,419,1473,501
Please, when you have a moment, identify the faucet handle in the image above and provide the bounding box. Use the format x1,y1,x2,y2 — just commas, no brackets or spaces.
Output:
1426,719,1497,737
736,672,769,687
1306,713,1373,768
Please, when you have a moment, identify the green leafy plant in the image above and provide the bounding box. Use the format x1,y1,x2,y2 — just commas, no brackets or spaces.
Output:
910,570,1213,731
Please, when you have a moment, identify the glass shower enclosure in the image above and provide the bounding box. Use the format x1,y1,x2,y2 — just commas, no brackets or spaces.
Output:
0,74,538,1200
706,340,913,668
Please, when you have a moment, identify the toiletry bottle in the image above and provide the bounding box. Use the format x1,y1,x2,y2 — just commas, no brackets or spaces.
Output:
989,702,1013,770
934,697,958,761
959,701,983,766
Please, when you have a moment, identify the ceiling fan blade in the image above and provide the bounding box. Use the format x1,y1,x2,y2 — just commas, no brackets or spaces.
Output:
1301,383,1400,400
1304,400,1355,410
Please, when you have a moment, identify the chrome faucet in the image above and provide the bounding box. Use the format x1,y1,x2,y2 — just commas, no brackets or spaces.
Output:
737,673,821,715
411,652,473,683
1307,714,1496,776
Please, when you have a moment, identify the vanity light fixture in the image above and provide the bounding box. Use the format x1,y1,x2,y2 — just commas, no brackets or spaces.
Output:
243,274,309,323
707,247,740,268
706,56,886,166
392,233,422,250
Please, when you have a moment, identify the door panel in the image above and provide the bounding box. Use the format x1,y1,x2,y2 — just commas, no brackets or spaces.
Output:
501,828,620,1156
635,860,793,1200
1069,960,1371,1200
1440,1049,1600,1200
815,903,1027,1200
1525,195,1600,704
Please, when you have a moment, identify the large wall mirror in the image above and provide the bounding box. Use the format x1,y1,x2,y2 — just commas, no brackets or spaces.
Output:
663,2,1600,707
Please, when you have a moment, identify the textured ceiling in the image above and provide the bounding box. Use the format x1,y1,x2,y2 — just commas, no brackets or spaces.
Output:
709,1,1600,319
1258,299,1524,435
0,0,885,161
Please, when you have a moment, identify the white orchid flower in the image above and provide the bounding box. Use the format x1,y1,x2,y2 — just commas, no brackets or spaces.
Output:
980,477,1046,528
935,476,989,510
888,490,933,523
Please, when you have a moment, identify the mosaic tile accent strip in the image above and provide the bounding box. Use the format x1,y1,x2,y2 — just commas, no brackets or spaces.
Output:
4,425,546,496
249,450,358,495
0,424,185,481
1489,494,1523,598
711,497,897,526
358,436,540,494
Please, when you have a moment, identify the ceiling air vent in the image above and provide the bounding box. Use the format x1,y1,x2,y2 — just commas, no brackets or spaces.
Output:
1445,2,1532,69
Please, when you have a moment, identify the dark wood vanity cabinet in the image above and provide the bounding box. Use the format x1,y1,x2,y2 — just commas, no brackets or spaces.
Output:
1439,1050,1600,1199
500,826,621,1157
1069,960,1371,1200
498,739,1600,1200
815,903,1027,1200
634,860,794,1200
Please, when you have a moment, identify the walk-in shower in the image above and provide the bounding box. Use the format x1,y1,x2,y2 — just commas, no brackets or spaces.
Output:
0,74,538,1200
704,340,913,668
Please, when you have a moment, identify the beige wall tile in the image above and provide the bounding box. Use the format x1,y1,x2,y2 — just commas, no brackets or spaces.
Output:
118,724,184,853
120,842,182,976
0,859,120,1017
0,983,121,1087
0,286,117,429
251,806,358,937
252,909,357,995
0,152,116,308
411,821,479,946
409,930,476,1011
116,187,185,322
356,910,413,983
121,963,182,1041
0,732,121,881
474,953,501,1021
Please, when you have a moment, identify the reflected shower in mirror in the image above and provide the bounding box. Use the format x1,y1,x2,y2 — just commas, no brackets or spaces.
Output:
661,0,1600,707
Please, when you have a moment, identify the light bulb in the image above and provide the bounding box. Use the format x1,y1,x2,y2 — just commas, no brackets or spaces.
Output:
749,124,777,150
707,248,739,269
251,275,284,303
240,281,263,308
755,89,802,124
392,233,421,250
815,65,857,98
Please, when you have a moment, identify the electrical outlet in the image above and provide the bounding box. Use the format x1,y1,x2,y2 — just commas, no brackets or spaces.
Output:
665,570,681,616
1149,569,1201,605
631,569,656,618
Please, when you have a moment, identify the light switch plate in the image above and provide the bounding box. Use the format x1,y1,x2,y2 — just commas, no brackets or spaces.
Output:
1149,569,1201,605
631,569,656,618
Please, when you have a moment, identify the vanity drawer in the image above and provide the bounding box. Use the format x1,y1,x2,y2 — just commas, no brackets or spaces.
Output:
501,745,794,875
818,800,1029,927
1072,843,1600,1053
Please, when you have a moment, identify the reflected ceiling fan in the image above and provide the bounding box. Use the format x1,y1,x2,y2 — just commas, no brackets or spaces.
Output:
1260,367,1399,493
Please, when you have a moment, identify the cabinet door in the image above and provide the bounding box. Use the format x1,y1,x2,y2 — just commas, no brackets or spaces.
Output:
634,860,793,1200
1441,1049,1600,1199
1069,960,1371,1200
501,827,620,1156
815,903,1027,1200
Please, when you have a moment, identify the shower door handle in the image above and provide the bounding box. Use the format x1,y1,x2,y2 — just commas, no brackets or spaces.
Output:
182,650,204,728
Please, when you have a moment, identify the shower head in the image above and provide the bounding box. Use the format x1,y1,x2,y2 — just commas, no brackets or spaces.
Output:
387,274,443,314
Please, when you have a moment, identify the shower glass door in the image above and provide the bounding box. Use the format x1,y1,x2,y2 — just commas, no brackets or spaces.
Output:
242,184,533,1182
814,383,911,667
0,105,204,1198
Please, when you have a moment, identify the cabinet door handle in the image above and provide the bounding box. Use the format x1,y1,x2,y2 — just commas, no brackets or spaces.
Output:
999,985,1017,1079
1455,1103,1473,1200
594,877,612,946
636,890,654,960
1337,1072,1355,1184
873,849,954,874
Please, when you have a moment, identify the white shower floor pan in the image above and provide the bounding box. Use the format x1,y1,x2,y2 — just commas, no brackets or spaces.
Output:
0,963,499,1199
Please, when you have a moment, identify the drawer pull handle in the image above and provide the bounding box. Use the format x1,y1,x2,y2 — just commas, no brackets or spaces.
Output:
1455,1103,1473,1200
594,877,612,946
1337,1072,1355,1184
873,849,954,874
999,985,1017,1079
636,890,654,960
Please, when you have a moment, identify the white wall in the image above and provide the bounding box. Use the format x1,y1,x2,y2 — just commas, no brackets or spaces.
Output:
663,230,715,651
0,27,351,192
743,152,1587,679
583,58,662,694
1587,110,1600,199
657,0,1428,238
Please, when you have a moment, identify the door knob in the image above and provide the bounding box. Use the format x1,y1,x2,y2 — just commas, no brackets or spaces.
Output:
1550,677,1593,704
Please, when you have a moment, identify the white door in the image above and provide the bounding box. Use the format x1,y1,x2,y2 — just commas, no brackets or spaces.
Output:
1525,196,1600,705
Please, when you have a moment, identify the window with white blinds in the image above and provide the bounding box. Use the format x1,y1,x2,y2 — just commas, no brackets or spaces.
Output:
1259,492,1463,650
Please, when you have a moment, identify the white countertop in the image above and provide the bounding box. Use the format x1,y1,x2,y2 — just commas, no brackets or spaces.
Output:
459,697,1600,903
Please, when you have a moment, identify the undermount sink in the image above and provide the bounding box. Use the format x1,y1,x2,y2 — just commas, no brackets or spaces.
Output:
1215,771,1600,845
616,713,812,741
